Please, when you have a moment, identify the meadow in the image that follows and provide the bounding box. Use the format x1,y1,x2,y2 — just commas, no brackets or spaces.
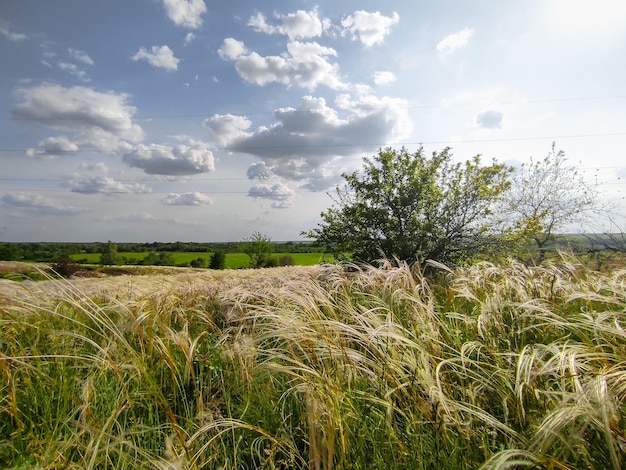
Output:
70,252,334,268
1,256,625,468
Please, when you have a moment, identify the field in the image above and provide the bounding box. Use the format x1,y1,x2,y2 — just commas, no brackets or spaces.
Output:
70,252,334,268
1,257,625,468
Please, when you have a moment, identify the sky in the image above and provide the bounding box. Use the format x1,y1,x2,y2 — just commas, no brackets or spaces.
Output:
1,0,625,242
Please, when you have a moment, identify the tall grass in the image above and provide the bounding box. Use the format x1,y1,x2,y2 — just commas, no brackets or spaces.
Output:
1,258,625,468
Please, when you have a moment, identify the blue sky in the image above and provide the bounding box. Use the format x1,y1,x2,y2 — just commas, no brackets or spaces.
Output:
1,0,625,242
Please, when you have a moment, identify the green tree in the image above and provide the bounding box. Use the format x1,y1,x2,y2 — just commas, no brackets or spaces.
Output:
190,257,208,268
304,147,512,266
209,250,226,269
239,232,273,268
505,143,598,263
100,240,121,265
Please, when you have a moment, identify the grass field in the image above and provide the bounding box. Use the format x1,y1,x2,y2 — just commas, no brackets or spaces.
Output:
70,251,334,268
1,257,625,468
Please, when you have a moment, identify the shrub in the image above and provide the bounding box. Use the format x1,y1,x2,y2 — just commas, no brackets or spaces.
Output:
278,255,294,266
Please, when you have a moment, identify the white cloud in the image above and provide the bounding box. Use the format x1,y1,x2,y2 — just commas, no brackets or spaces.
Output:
204,113,252,146
247,161,273,179
248,8,331,41
215,94,410,187
1,193,82,215
372,70,397,85
476,109,503,129
162,192,213,205
341,11,399,46
57,62,90,82
68,176,151,194
132,45,179,70
185,32,196,44
68,48,94,65
162,0,206,29
26,136,79,158
248,183,295,208
12,83,144,153
0,19,28,41
436,27,475,53
219,38,345,90
123,143,215,175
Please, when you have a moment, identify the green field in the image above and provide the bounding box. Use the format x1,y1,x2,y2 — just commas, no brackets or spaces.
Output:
70,251,334,268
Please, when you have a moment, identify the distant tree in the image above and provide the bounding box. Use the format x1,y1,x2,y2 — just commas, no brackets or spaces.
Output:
190,257,207,268
304,147,512,266
239,232,273,268
504,143,598,262
278,255,294,266
100,240,121,265
141,252,175,266
209,250,226,270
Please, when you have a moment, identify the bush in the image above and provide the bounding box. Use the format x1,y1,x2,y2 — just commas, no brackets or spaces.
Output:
190,257,207,268
50,256,81,278
278,255,294,266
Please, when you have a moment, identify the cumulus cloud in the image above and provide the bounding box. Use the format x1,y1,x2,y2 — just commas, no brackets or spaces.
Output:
26,136,79,158
437,27,474,53
341,11,399,46
12,83,144,154
132,45,179,70
1,192,82,215
372,70,397,85
248,8,331,40
476,109,503,129
212,94,410,187
68,176,151,194
162,0,206,29
204,113,252,145
248,183,295,208
123,142,215,175
162,192,213,205
0,19,28,41
247,161,273,179
218,38,345,90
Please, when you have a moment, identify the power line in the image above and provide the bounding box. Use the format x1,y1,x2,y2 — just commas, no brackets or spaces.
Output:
1,131,625,154
5,94,626,122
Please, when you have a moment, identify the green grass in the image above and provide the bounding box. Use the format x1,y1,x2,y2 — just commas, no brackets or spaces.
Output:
1,257,625,468
70,251,334,268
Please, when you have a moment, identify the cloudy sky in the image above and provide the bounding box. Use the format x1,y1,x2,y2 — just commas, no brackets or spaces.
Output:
1,0,625,242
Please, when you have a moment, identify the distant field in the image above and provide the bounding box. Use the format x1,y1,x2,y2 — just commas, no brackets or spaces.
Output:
70,251,334,268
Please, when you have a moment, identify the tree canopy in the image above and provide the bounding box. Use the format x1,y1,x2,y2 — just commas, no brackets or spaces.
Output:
505,143,598,262
305,147,512,266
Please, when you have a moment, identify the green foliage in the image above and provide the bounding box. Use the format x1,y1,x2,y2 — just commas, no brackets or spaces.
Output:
190,257,207,268
209,250,226,269
305,146,512,266
100,240,121,265
140,251,175,266
278,255,294,266
238,232,273,268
